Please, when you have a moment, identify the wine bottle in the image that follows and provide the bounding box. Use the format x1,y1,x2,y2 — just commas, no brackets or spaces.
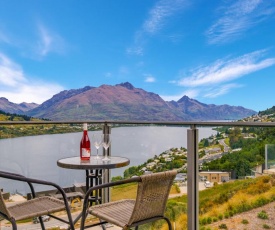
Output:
80,123,91,160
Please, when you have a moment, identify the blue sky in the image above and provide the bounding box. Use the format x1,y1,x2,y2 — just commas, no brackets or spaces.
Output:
0,0,275,112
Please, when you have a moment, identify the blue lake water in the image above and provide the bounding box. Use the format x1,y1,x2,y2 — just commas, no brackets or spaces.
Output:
0,126,216,194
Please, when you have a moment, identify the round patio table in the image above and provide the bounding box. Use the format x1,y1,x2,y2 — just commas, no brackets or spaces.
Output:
57,156,130,205
57,156,130,170
57,156,130,229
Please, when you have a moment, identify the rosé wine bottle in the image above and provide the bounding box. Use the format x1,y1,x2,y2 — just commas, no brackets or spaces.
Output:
80,123,91,160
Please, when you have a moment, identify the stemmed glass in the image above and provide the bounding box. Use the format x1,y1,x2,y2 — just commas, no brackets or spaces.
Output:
93,134,103,159
102,134,111,161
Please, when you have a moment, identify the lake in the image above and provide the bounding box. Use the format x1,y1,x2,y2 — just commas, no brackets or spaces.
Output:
0,126,216,194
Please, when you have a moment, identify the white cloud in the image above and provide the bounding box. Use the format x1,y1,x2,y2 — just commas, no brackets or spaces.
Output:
126,31,145,56
206,0,274,44
0,53,64,104
144,75,156,83
38,25,53,56
162,49,275,101
126,46,144,56
36,23,66,57
203,84,242,98
127,0,188,55
178,50,275,87
1,83,63,104
143,0,188,34
0,53,25,86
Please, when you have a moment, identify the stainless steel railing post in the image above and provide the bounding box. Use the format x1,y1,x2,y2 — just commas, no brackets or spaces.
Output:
187,125,199,230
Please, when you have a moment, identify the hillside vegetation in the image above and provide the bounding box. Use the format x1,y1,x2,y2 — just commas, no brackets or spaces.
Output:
0,110,101,139
259,106,275,116
0,110,41,121
162,176,275,230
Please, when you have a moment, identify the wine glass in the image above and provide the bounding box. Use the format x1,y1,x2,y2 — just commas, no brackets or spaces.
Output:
93,134,103,159
102,134,111,161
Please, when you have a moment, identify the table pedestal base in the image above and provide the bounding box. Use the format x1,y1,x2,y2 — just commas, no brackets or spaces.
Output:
86,169,103,205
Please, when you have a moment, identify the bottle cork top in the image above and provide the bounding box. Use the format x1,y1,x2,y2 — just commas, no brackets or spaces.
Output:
83,123,88,130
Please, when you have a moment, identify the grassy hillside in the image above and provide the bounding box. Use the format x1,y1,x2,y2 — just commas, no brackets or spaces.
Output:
108,175,275,230
0,110,41,121
163,175,275,230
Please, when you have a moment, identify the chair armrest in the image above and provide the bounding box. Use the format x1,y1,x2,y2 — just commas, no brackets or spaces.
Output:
0,171,70,210
82,177,141,210
0,170,26,178
0,170,37,198
0,170,63,191
81,176,141,229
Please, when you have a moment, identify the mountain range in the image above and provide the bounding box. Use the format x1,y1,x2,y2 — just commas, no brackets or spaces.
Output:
0,82,256,121
0,97,38,114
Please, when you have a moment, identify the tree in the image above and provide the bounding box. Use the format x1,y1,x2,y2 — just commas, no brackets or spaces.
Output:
236,159,250,177
111,176,123,182
204,139,210,147
172,159,183,168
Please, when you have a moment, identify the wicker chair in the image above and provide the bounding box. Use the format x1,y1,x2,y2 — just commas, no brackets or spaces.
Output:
0,170,75,230
80,170,177,230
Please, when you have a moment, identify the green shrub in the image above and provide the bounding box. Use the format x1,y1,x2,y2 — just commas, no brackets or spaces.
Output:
241,219,249,224
224,212,229,219
215,192,233,204
218,214,223,220
235,201,251,214
218,223,228,229
200,227,212,230
174,183,181,193
207,216,212,224
199,217,208,225
263,224,271,229
212,217,218,222
257,210,268,219
270,193,275,201
253,196,269,208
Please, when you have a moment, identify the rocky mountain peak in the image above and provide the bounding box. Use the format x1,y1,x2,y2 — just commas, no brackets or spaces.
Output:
0,97,9,101
177,95,190,103
0,97,38,114
116,82,134,90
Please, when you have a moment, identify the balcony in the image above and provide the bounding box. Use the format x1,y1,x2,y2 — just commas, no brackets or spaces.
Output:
1,120,275,230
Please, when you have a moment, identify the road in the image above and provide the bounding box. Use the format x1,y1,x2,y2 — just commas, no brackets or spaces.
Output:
219,139,230,153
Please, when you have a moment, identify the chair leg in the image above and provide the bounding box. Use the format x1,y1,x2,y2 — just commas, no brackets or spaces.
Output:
135,226,139,230
80,209,89,230
163,217,172,230
38,216,46,230
10,219,17,230
100,222,106,230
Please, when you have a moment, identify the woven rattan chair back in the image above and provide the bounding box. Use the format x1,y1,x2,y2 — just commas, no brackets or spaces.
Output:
128,170,177,225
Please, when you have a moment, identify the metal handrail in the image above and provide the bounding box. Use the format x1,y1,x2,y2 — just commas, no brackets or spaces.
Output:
1,120,275,127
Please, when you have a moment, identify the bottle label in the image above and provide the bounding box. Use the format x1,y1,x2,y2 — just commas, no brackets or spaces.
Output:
81,148,91,157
